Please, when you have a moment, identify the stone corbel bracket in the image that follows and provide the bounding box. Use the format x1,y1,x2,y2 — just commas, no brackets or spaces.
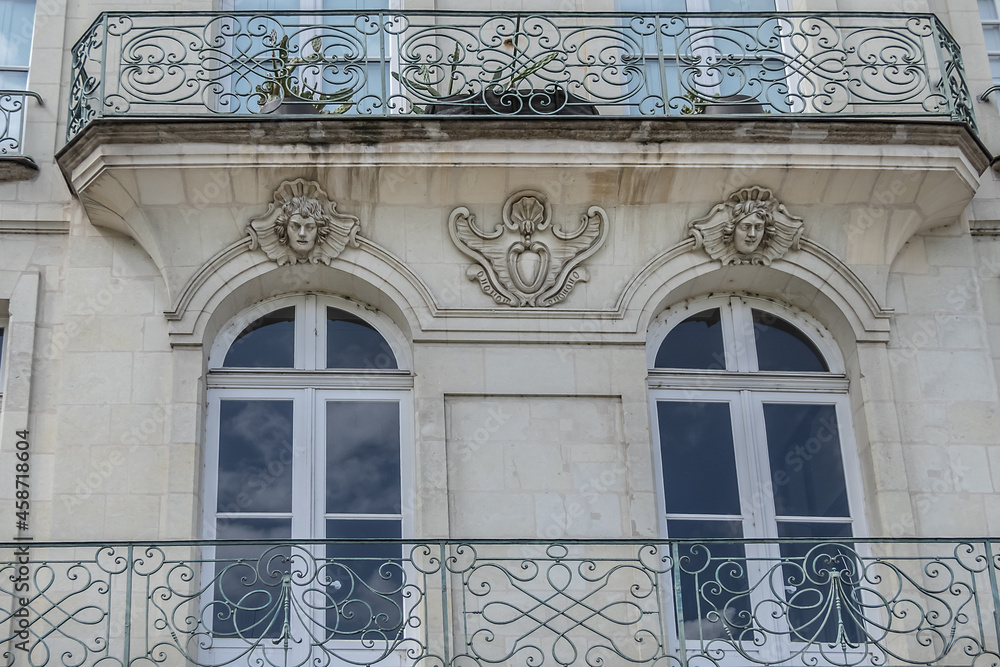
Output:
449,190,608,307
689,186,803,266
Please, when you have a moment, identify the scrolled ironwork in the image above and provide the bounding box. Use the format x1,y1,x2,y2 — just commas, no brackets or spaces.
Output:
0,90,41,158
2,538,999,666
65,10,977,139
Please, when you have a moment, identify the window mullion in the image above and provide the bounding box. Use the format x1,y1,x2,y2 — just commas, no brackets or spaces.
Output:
740,390,791,661
733,389,766,538
719,298,741,371
308,294,321,370
291,388,314,538
743,390,777,538
730,297,758,372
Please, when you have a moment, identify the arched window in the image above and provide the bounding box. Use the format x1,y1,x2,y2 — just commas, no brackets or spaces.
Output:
203,294,413,660
647,295,866,649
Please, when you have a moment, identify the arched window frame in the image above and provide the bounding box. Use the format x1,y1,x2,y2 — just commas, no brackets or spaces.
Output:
646,294,871,659
647,294,867,534
209,293,413,377
647,294,846,379
201,293,415,663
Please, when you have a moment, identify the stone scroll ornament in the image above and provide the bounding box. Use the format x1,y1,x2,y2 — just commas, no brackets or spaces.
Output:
449,190,608,307
248,179,361,266
688,186,803,266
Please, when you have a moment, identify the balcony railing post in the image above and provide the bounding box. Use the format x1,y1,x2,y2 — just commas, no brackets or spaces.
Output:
122,543,133,666
98,13,109,124
379,11,388,116
439,541,450,665
931,16,956,120
670,540,687,667
985,540,1000,647
654,13,668,117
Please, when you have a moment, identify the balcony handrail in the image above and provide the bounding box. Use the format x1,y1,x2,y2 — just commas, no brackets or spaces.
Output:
66,10,977,141
2,537,998,667
2,535,999,548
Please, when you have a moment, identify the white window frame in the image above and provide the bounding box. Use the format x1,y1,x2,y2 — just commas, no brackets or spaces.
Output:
0,0,34,89
202,294,415,666
647,295,869,664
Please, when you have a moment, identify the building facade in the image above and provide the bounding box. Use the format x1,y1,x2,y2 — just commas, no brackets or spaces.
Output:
1,0,1000,665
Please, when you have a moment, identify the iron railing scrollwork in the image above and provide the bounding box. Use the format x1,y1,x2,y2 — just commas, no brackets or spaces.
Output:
0,90,42,158
65,10,977,140
2,538,999,666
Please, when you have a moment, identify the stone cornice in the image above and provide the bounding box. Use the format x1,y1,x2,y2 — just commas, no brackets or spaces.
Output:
57,117,990,190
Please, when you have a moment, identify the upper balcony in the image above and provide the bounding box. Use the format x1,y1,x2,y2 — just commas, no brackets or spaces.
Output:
65,10,977,135
56,10,991,291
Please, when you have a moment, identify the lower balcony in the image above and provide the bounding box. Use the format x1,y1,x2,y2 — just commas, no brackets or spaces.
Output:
2,538,999,666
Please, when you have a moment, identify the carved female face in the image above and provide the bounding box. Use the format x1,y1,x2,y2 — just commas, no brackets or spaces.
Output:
286,213,319,256
733,213,766,255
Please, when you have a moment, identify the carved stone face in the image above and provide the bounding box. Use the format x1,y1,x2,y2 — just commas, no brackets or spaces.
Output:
287,213,319,256
733,213,766,255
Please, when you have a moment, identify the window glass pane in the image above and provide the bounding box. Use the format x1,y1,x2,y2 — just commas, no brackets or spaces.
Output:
985,25,1000,51
752,309,828,372
224,306,295,368
212,518,291,639
327,307,397,369
234,0,303,9
980,0,999,21
707,0,775,11
0,70,26,89
217,400,294,513
326,401,401,514
668,519,751,641
0,0,34,69
617,0,687,12
763,403,850,519
324,519,403,640
657,401,740,515
654,308,726,369
322,0,390,9
776,522,862,644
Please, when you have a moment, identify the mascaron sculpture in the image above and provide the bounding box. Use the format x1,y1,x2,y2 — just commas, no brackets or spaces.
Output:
449,190,608,307
688,187,803,265
248,179,361,266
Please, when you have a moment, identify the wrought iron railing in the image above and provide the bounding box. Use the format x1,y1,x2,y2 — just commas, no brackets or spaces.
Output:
0,90,42,158
2,538,998,666
66,11,977,140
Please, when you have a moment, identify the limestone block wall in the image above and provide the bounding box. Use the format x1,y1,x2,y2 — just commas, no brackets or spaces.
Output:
45,221,178,541
886,222,1000,537
0,233,66,543
2,0,1000,551
973,233,1000,533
